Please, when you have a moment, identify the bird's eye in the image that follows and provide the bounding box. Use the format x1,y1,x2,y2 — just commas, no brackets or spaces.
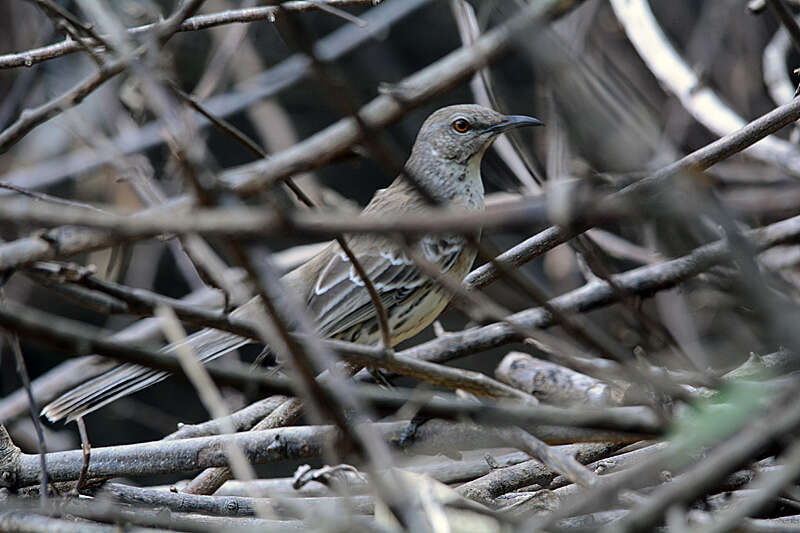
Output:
452,118,470,133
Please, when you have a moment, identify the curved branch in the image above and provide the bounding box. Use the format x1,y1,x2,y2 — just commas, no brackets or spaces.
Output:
610,0,800,177
764,24,796,106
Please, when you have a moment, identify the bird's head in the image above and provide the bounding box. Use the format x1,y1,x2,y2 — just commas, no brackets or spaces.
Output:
412,104,543,164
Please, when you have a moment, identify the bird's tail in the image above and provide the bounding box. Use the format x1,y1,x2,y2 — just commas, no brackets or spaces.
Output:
41,326,250,423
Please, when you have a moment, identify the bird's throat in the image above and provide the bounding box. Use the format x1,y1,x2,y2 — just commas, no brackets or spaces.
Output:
462,148,487,210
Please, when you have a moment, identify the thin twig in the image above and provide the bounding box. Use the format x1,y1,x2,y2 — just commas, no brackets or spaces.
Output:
73,417,90,495
0,0,206,153
0,182,111,214
4,332,49,506
495,426,598,489
0,0,429,196
154,305,258,488
0,193,601,239
0,1,386,69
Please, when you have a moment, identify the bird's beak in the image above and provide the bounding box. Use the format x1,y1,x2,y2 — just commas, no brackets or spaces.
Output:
487,115,544,134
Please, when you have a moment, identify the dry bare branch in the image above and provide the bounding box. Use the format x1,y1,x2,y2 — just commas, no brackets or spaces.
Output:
609,0,800,176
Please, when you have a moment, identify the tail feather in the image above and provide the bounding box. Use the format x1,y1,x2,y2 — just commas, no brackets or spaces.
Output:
41,327,251,422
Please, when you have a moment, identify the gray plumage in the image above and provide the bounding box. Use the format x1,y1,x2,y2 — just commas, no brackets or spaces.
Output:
42,104,542,422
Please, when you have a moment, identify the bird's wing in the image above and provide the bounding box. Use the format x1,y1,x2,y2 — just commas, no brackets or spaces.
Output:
308,234,465,339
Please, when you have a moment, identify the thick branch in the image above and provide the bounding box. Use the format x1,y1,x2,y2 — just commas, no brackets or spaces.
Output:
1,420,632,489
0,195,560,247
97,482,374,517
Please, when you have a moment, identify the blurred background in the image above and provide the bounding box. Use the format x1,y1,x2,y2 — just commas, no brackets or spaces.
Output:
1,0,798,484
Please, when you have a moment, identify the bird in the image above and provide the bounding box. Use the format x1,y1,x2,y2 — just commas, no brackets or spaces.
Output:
41,104,543,423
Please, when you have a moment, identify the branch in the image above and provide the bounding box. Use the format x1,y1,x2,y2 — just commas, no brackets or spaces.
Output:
0,510,176,533
163,396,289,441
493,426,598,489
220,0,585,195
0,1,386,69
0,495,308,532
0,268,248,425
218,450,530,496
495,352,624,407
0,0,430,191
0,195,569,241
525,387,800,531
97,482,374,518
1,419,634,489
457,442,622,506
0,0,205,154
400,214,800,366
0,60,126,154
609,0,800,177
764,20,796,105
